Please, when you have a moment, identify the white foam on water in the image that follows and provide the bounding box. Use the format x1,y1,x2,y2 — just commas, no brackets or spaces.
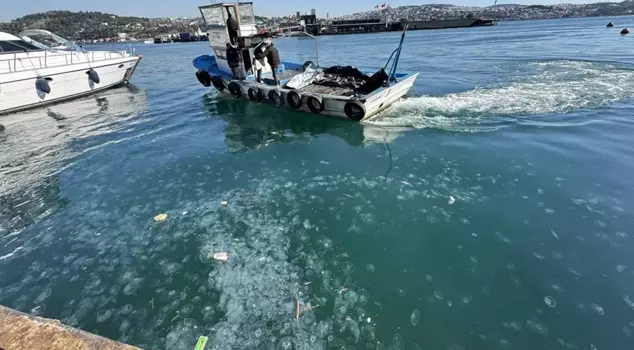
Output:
366,60,634,130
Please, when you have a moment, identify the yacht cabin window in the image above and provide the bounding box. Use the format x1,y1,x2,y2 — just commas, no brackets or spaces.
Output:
0,40,40,52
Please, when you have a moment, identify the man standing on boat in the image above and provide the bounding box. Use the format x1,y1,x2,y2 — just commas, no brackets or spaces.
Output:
254,43,268,84
254,40,280,85
265,41,280,86
226,8,239,45
226,42,242,79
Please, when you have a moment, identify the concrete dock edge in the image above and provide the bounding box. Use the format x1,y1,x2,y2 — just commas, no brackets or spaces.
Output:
0,304,141,350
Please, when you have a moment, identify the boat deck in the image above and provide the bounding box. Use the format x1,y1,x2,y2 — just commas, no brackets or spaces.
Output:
256,69,355,96
299,84,355,96
257,69,301,86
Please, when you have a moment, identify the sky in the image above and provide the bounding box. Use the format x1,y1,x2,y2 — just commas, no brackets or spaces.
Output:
1,0,619,22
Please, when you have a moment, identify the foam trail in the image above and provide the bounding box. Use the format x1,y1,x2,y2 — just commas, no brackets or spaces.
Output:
367,60,634,130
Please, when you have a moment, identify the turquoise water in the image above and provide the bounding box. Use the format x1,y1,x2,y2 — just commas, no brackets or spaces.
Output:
2,16,634,350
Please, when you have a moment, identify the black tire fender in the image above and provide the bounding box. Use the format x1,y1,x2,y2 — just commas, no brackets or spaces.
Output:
211,75,225,91
344,100,366,121
268,89,284,107
228,81,243,98
306,95,324,114
286,90,302,109
248,86,261,102
196,70,211,87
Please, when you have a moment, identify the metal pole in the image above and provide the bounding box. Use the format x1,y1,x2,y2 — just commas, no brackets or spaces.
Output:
390,23,408,81
301,31,320,67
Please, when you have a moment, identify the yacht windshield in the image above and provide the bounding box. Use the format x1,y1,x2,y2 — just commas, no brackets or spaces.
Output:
0,40,41,52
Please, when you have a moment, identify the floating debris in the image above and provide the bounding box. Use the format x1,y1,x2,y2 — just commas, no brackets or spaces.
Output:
304,303,319,311
194,336,209,350
209,252,229,262
153,213,168,222
591,303,605,316
617,265,628,272
526,319,549,336
550,229,560,240
448,196,456,205
410,309,420,326
544,296,556,308
220,201,228,206
296,299,300,319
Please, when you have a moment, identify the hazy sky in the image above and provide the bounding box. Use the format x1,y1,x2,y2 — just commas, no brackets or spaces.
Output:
1,0,618,22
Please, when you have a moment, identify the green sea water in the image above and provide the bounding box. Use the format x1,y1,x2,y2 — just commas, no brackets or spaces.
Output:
2,16,634,350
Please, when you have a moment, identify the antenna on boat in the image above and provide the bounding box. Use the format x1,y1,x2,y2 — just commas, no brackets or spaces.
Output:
384,22,408,82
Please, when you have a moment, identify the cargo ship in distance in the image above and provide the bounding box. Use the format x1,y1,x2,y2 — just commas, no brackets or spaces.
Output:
285,12,497,36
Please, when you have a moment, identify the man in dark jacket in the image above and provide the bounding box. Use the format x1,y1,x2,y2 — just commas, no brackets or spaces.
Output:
226,8,239,45
265,42,281,86
254,43,267,84
226,42,241,79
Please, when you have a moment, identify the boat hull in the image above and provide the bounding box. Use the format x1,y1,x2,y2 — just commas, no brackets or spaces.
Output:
0,55,142,115
207,72,418,122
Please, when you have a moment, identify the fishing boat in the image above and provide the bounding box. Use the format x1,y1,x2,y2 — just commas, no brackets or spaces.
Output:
0,29,142,115
192,2,418,121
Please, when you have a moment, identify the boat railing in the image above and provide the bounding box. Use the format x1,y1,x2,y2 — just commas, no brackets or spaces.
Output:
0,49,126,74
383,23,409,82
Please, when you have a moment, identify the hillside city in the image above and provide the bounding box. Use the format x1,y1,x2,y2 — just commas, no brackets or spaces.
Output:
1,1,633,42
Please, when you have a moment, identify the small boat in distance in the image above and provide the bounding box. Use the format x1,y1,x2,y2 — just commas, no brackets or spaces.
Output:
192,2,418,121
153,36,172,44
0,29,142,115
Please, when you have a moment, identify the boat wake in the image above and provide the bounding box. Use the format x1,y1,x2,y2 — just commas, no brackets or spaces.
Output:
367,60,634,131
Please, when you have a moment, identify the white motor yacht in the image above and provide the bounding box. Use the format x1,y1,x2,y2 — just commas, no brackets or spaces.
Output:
0,29,143,115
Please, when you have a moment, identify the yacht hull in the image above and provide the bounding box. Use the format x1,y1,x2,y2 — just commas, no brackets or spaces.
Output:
0,55,142,115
